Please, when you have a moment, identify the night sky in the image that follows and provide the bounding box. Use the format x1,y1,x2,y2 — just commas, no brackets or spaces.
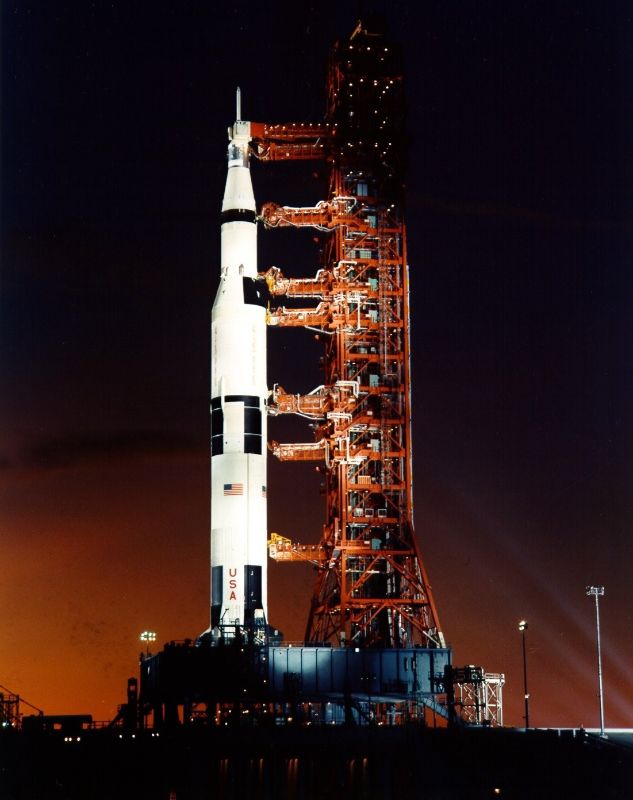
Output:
2,1,632,728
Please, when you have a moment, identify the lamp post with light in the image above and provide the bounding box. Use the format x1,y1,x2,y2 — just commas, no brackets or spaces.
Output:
140,630,157,658
518,620,529,728
585,586,606,738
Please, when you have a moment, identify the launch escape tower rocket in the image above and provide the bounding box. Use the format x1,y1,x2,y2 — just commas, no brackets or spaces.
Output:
253,20,445,649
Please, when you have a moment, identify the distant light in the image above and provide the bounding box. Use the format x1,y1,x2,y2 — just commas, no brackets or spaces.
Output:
586,585,606,737
140,631,157,642
518,620,528,631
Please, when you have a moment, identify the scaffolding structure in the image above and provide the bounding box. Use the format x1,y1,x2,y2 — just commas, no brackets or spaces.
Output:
0,689,20,729
253,21,444,650
450,667,506,728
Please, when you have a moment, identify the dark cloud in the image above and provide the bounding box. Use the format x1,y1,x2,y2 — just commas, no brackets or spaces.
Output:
24,430,204,470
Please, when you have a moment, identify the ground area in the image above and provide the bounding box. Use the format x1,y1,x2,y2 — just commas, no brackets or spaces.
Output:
1,725,632,799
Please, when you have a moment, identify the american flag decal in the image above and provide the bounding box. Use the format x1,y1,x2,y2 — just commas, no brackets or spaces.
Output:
223,483,244,495
262,485,267,497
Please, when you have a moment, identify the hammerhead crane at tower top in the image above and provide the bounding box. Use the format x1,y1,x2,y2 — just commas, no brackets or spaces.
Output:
242,18,445,651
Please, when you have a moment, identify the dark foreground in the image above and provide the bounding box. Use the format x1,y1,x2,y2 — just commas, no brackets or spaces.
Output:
1,725,631,800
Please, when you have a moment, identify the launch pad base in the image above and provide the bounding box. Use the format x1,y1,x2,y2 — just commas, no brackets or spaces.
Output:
139,641,451,728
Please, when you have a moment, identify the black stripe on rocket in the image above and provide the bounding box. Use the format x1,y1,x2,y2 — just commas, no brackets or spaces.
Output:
211,565,223,627
211,395,263,456
242,276,269,307
220,208,257,224
210,397,224,456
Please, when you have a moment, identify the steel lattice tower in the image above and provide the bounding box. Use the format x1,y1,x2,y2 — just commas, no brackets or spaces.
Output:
253,20,444,649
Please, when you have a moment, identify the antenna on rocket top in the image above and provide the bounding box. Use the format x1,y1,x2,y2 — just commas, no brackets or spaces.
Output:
236,87,241,122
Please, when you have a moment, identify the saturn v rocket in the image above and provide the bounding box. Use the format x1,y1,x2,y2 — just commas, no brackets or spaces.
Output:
209,91,270,640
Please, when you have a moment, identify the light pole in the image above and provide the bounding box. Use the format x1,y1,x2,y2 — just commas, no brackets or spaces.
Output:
585,586,606,737
519,619,530,730
518,620,529,728
140,630,157,658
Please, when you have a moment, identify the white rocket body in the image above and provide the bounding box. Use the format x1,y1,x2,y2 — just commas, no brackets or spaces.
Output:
210,110,268,637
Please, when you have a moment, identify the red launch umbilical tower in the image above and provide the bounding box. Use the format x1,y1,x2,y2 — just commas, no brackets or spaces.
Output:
251,20,444,650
